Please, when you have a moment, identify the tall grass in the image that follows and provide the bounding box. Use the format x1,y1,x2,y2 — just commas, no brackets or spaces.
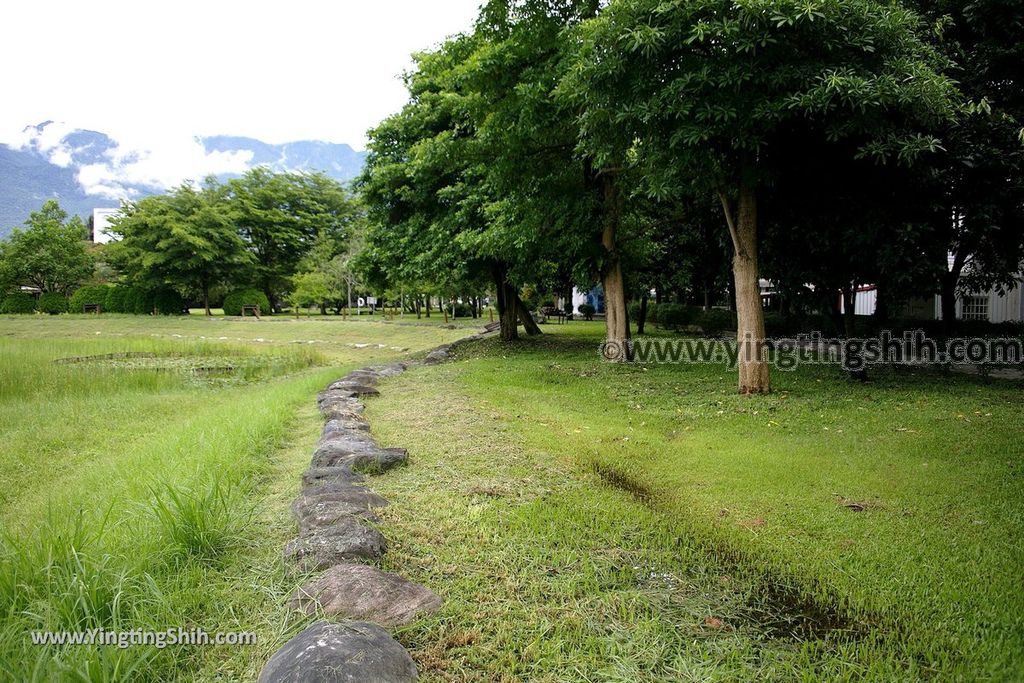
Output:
0,315,470,680
0,512,168,681
149,475,252,564
0,342,331,680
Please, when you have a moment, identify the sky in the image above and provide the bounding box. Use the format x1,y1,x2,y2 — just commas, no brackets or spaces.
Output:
0,0,481,195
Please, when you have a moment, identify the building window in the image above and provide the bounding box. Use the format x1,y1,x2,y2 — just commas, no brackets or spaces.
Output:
961,295,989,321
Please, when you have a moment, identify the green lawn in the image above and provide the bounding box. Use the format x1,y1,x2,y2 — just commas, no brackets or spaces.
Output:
363,322,1023,681
0,314,469,681
1,315,1020,681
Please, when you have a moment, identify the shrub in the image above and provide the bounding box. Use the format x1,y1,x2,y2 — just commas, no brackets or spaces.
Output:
0,291,36,314
452,302,475,318
37,292,68,315
520,293,541,313
653,303,701,330
150,288,185,315
69,285,112,313
696,308,737,336
125,287,151,314
223,289,271,317
103,286,131,313
578,303,596,320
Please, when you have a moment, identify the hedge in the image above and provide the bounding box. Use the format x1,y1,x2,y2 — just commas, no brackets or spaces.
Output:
628,301,737,336
0,291,36,314
37,292,69,315
150,288,185,315
104,286,129,313
69,285,113,313
223,289,271,316
99,285,184,315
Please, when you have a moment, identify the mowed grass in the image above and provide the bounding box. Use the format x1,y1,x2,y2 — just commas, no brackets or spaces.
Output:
0,313,470,681
363,322,1023,681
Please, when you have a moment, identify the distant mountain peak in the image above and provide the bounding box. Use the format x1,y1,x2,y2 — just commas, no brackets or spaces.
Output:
0,125,366,236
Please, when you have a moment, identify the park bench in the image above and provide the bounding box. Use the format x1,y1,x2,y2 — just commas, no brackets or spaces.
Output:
540,306,566,324
82,303,101,314
241,305,262,319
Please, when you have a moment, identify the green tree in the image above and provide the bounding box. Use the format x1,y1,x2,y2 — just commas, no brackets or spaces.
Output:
357,34,538,340
290,271,334,315
564,0,959,392
909,0,1024,329
109,182,251,316
226,169,356,311
0,200,93,295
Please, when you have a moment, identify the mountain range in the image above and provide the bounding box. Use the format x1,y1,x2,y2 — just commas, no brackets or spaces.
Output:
0,122,367,237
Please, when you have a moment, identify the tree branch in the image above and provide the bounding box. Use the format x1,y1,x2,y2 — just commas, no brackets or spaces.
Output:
718,190,742,256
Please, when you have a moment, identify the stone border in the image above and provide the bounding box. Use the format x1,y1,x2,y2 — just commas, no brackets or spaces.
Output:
258,327,495,682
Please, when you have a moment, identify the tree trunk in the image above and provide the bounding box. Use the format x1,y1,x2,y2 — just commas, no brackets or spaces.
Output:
940,252,967,335
424,294,430,317
203,284,211,317
494,269,518,341
874,285,889,321
720,177,770,394
600,174,630,359
515,289,542,335
637,292,649,335
842,284,857,337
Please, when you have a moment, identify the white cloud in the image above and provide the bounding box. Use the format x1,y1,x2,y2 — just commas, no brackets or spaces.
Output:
9,120,76,167
75,135,255,199
0,0,482,151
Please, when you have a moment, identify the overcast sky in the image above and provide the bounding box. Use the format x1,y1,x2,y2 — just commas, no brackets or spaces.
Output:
0,0,481,193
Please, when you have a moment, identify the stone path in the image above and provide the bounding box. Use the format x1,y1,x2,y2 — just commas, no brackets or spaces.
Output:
259,331,491,682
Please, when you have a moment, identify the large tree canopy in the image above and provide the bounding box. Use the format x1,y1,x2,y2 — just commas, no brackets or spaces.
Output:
0,200,93,295
561,0,960,391
109,181,251,315
226,168,357,309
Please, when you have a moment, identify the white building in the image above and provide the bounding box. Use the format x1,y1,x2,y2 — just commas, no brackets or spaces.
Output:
841,281,1023,323
91,208,121,244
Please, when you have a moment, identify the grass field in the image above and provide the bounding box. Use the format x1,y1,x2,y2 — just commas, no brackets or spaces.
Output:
0,313,468,681
1,315,1020,681
364,322,1024,681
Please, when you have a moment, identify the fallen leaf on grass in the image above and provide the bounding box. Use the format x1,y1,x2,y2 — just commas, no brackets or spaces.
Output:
704,616,725,629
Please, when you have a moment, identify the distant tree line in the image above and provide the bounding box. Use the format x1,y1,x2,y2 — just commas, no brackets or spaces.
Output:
356,0,1024,393
0,169,365,316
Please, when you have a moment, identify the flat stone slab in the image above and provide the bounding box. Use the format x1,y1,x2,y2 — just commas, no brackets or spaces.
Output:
339,371,380,385
424,346,450,365
323,416,371,434
315,433,380,457
292,484,390,514
372,363,408,377
312,447,408,472
284,518,386,570
289,564,442,627
318,390,366,409
258,621,416,683
326,381,380,397
294,498,380,534
302,466,367,489
321,401,367,422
